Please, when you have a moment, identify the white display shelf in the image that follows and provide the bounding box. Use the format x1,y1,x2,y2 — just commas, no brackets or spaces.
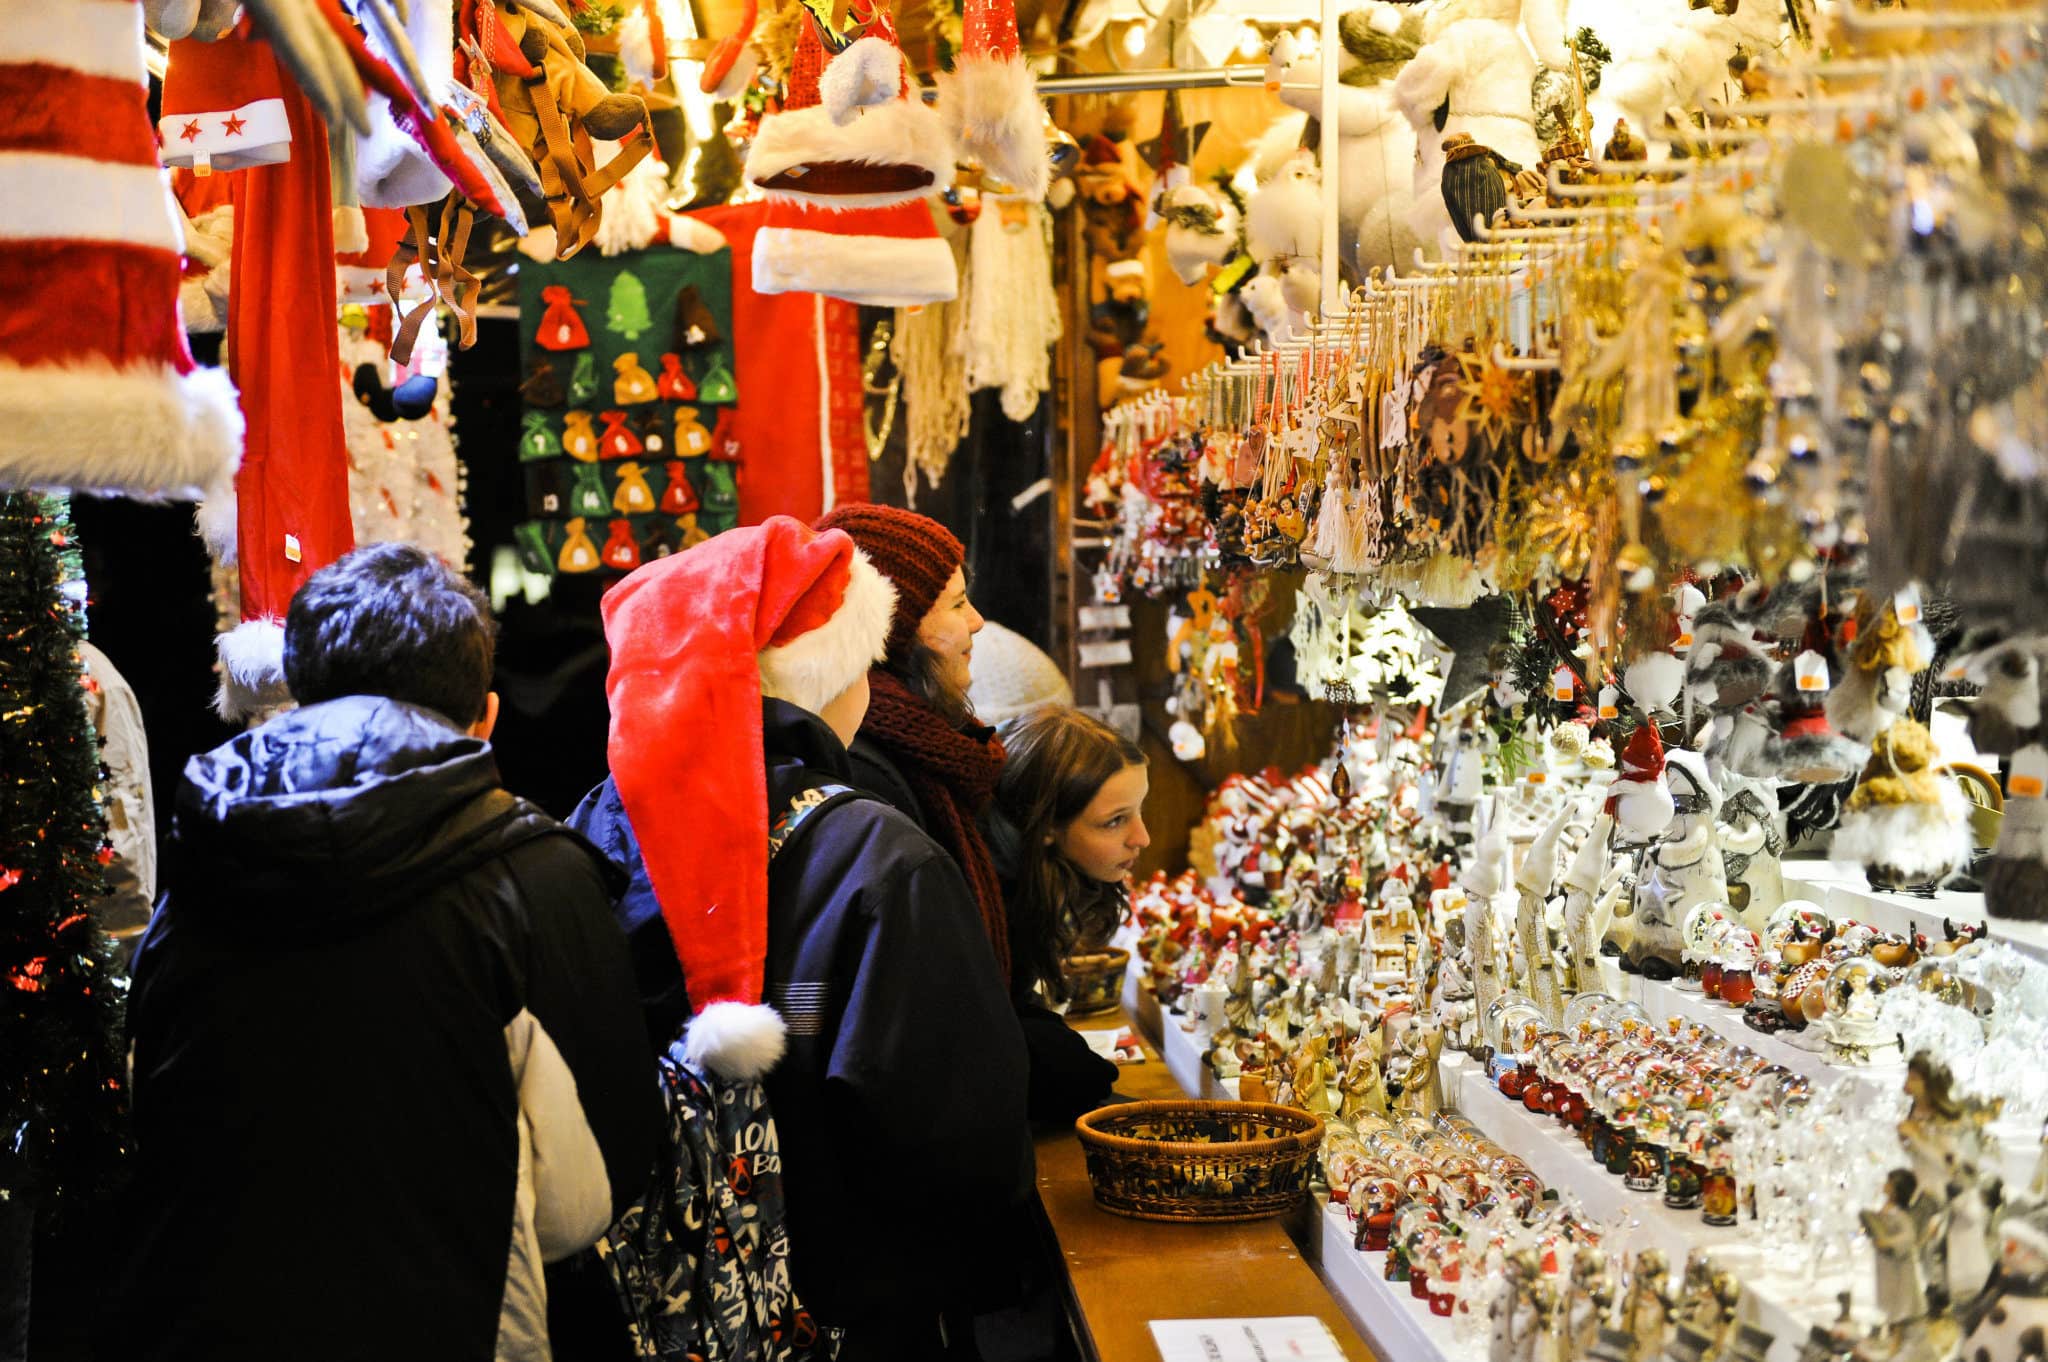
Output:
1779,860,2048,965
1448,1060,1861,1362
1299,1196,1480,1362
1589,959,1907,1102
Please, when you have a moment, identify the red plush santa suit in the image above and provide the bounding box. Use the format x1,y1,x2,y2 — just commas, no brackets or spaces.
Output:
686,201,869,520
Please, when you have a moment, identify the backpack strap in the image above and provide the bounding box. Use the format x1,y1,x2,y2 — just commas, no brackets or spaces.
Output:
768,781,859,863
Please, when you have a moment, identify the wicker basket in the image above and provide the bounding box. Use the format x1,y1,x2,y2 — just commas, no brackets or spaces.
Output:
1074,1100,1325,1222
1060,947,1130,1017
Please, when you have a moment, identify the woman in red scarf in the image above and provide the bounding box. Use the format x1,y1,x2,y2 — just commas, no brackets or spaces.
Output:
812,505,1012,976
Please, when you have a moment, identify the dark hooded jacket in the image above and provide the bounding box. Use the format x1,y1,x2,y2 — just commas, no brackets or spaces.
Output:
571,698,1032,1334
851,738,1116,1125
117,697,656,1362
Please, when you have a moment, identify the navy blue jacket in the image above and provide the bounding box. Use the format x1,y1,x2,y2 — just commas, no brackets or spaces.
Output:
571,699,1033,1331
120,697,655,1362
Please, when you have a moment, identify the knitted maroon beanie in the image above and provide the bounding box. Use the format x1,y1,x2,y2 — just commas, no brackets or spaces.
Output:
813,504,964,664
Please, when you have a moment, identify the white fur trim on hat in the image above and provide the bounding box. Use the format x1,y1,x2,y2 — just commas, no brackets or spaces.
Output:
681,1000,788,1081
937,52,1049,197
1624,652,1685,713
745,97,956,208
0,361,241,503
752,222,960,306
214,616,289,722
757,546,896,713
1610,777,1675,839
819,36,906,123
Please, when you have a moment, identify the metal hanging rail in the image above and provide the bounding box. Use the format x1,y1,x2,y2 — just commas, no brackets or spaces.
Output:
1034,63,1269,93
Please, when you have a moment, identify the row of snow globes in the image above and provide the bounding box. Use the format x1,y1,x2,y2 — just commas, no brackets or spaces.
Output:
1482,990,1807,1229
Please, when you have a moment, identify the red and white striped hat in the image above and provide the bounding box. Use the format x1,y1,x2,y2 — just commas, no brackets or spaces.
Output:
0,0,241,501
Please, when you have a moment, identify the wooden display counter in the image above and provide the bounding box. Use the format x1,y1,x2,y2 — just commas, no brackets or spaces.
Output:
1033,1011,1375,1362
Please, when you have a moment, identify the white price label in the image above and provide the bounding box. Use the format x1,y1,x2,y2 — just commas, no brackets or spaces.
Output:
1895,582,1923,626
2013,745,2048,800
1794,650,1830,692
1597,685,1619,720
1551,665,1575,703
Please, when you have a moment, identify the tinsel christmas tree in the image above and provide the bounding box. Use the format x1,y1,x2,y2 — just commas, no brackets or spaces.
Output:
0,493,129,1204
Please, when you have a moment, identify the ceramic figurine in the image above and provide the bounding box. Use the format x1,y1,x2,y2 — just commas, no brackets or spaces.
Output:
1386,1005,1445,1119
1285,1028,1338,1117
1338,1032,1391,1123
1715,774,1786,928
1623,1249,1674,1362
1957,1213,2048,1362
1560,811,1619,991
1570,1246,1617,1357
1619,752,1728,980
1865,1170,1938,1334
1514,802,1572,1023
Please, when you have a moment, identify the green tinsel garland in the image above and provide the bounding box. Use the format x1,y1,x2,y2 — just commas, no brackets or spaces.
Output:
0,493,130,1205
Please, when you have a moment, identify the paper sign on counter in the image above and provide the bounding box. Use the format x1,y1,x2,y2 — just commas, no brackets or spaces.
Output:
1149,1317,1347,1362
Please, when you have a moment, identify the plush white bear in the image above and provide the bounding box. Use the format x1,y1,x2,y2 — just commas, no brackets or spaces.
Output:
1265,5,1426,278
1567,0,1789,147
1392,0,1568,249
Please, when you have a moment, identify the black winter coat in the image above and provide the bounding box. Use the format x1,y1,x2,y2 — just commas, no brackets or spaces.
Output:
570,699,1033,1333
851,734,1117,1125
118,697,657,1362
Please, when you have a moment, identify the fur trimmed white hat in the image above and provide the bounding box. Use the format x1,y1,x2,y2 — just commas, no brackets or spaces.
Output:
601,517,895,1079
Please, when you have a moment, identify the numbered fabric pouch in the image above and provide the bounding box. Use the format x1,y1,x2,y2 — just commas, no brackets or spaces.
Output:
696,354,737,405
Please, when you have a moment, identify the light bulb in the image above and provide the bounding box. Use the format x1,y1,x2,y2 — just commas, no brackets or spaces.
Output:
1121,21,1148,57
1293,24,1318,56
1237,23,1265,57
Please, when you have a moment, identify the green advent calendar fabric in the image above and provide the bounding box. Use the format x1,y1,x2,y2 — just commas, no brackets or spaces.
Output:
514,246,740,577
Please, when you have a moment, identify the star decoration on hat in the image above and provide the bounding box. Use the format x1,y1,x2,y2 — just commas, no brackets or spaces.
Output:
221,113,247,137
179,120,203,142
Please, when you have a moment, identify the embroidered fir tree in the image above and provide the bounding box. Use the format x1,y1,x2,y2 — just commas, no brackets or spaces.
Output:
0,494,129,1205
607,271,653,341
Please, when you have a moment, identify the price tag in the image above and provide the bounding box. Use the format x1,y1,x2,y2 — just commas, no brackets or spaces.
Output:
1674,630,1695,651
284,533,302,564
1551,665,1575,703
1794,650,1830,692
2013,745,2048,800
1895,582,1923,626
1597,685,1619,720
1527,771,1548,784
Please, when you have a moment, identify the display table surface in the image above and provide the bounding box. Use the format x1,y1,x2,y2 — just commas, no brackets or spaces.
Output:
1035,1009,1376,1362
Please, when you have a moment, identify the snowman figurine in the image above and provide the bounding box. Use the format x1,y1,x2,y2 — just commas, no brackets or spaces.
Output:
1620,752,1728,981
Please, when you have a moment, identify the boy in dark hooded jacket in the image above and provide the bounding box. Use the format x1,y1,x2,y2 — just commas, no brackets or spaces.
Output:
117,544,656,1362
570,516,1031,1361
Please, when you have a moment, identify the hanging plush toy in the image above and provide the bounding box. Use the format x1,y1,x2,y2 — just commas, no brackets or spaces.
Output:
612,462,657,514
1827,594,1934,742
657,353,697,402
598,410,645,460
1564,0,1789,152
1830,719,1974,892
660,461,701,514
519,411,558,461
675,407,713,456
600,518,643,571
613,353,659,405
1606,722,1675,842
939,0,1050,196
568,464,610,517
537,286,592,350
522,358,566,407
1392,0,1569,250
745,5,960,306
562,410,600,461
1265,6,1426,277
557,517,601,572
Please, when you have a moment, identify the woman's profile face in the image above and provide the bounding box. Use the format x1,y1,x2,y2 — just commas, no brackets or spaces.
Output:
1054,762,1151,883
916,567,984,702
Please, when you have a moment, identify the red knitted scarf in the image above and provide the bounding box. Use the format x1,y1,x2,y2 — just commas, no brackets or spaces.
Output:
860,668,1011,982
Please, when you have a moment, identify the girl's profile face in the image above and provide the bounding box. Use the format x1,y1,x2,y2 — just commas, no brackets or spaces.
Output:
1054,762,1151,883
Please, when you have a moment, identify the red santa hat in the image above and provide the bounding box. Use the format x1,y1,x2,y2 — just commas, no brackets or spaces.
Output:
0,0,242,501
937,0,1048,195
745,7,958,306
1606,722,1675,838
602,516,896,1079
